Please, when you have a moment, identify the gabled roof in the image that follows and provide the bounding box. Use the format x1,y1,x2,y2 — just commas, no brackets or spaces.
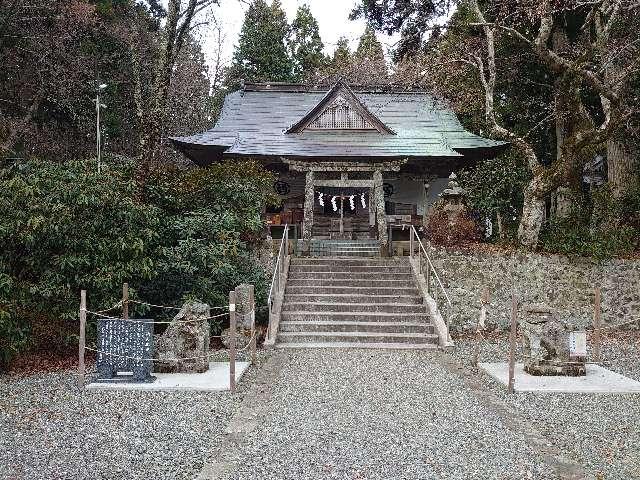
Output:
285,80,395,135
170,82,508,166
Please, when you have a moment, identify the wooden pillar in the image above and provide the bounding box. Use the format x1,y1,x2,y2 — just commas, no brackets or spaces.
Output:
373,170,388,256
78,290,86,389
229,290,236,393
302,170,314,256
593,286,601,363
249,285,256,363
507,294,518,394
122,283,129,320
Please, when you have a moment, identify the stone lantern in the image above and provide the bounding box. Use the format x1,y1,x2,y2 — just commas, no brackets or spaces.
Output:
439,173,466,218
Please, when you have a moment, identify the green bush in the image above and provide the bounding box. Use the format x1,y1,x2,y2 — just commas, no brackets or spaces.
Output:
457,151,531,240
540,185,640,259
0,157,274,368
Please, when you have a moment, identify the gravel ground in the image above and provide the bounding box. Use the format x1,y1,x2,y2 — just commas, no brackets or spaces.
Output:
3,335,639,480
221,349,558,480
450,332,640,479
0,350,268,480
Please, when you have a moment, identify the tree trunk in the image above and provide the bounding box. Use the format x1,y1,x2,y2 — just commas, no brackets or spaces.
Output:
607,137,639,195
517,183,547,248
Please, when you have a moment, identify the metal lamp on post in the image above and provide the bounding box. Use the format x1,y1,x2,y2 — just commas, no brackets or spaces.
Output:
94,83,107,173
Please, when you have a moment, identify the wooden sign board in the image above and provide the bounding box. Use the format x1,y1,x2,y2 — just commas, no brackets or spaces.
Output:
569,331,587,358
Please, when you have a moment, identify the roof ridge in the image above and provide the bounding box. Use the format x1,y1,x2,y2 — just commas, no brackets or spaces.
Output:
243,81,432,95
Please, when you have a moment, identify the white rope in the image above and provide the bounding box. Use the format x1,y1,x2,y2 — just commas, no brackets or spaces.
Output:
595,317,640,331
85,346,221,362
93,300,124,314
128,299,228,311
85,331,257,361
85,309,229,324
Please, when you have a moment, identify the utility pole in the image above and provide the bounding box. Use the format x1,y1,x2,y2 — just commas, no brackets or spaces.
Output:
95,84,107,173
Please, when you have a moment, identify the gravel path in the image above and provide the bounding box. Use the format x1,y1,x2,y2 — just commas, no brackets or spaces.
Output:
3,336,639,480
213,349,562,480
451,332,640,479
0,351,266,480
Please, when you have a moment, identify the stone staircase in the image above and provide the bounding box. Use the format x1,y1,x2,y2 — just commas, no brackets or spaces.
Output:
276,256,438,349
297,239,380,257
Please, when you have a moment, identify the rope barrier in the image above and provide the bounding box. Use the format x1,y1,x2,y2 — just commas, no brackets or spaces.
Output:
84,331,257,361
93,300,123,314
128,299,228,311
84,309,229,324
594,317,640,331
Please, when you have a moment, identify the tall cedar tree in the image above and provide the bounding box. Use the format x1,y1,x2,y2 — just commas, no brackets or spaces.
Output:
353,25,388,82
289,5,325,82
228,0,293,85
350,0,449,62
332,37,352,70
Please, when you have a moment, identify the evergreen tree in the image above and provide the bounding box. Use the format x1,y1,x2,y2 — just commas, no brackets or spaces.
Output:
331,37,352,71
228,0,293,85
352,25,388,83
355,26,386,64
289,4,325,82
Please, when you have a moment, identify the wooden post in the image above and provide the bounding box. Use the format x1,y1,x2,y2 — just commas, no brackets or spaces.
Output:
229,290,236,393
249,285,256,363
594,286,601,363
472,287,489,368
78,290,87,388
507,293,518,394
122,283,129,320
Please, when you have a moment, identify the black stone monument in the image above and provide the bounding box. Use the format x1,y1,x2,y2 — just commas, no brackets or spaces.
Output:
96,318,156,383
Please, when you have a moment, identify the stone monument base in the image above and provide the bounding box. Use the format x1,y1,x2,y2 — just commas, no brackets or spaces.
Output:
524,360,586,377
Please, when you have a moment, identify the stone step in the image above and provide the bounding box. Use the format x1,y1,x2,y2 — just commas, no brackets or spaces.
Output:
286,279,417,288
282,302,426,314
284,286,420,296
289,272,414,280
280,311,430,322
290,257,408,266
290,265,412,273
275,342,438,350
311,251,380,257
303,240,380,246
283,293,423,304
279,320,433,334
276,331,439,345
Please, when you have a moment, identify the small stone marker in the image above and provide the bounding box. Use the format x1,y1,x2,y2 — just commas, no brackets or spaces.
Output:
569,331,587,358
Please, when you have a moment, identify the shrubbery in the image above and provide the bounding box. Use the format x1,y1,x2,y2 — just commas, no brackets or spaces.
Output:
0,157,274,368
457,151,531,240
425,208,481,247
540,184,640,259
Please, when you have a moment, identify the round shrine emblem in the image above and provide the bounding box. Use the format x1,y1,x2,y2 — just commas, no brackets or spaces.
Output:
274,180,290,196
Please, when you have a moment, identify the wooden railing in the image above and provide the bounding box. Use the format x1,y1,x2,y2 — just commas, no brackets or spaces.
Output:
266,224,289,342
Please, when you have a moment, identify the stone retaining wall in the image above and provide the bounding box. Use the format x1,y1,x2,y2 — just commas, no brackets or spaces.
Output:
429,247,640,331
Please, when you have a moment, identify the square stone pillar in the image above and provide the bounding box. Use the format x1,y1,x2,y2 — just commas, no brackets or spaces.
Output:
373,170,388,256
302,170,314,256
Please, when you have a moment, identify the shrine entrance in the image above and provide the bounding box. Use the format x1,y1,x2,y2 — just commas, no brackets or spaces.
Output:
282,159,408,256
315,187,371,240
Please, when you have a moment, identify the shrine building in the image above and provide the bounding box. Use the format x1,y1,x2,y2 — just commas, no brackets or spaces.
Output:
170,80,507,255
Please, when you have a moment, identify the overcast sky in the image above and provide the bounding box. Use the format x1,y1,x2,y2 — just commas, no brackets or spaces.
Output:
197,0,401,75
